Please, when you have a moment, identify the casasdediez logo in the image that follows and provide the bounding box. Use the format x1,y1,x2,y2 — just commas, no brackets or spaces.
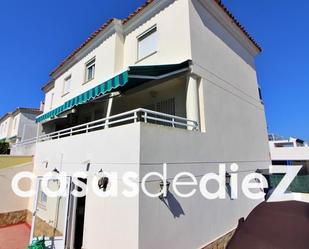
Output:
11,164,302,202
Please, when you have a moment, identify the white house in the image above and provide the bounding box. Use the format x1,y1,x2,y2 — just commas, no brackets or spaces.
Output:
0,107,42,145
269,134,309,174
29,0,270,249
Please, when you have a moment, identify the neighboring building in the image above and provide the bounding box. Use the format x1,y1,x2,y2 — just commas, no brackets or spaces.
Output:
0,108,42,144
269,134,309,174
30,1,270,249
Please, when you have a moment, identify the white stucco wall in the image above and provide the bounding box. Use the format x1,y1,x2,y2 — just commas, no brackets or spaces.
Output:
10,143,36,156
269,146,309,161
33,0,271,248
123,0,192,67
0,116,13,140
42,0,192,116
13,112,38,140
44,33,123,112
138,123,268,249
134,1,270,248
34,123,141,249
0,163,33,213
0,112,38,142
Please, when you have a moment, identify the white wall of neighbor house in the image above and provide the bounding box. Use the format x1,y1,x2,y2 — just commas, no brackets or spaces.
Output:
0,112,38,142
0,163,33,213
0,116,13,140
10,112,38,141
10,114,21,138
269,146,309,161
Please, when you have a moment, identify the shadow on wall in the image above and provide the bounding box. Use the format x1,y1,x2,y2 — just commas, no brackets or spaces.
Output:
160,191,185,218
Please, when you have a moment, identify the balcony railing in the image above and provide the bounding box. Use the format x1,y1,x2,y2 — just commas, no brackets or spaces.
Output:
12,137,37,147
36,108,198,143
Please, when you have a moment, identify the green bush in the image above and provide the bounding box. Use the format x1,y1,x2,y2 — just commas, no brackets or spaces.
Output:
0,142,10,154
269,174,309,193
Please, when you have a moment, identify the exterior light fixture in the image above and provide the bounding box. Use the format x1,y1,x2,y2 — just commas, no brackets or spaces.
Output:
52,168,60,174
159,180,170,199
98,177,109,192
98,169,109,192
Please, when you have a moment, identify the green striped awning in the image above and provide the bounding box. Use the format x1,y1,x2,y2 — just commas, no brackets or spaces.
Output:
36,71,129,123
36,60,191,123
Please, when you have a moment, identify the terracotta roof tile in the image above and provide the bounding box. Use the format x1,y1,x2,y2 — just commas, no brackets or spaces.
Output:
49,0,261,78
0,108,42,123
50,19,114,76
122,0,155,24
15,108,42,115
215,0,262,52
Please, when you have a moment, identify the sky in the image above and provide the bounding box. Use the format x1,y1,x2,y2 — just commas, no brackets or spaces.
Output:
0,0,308,141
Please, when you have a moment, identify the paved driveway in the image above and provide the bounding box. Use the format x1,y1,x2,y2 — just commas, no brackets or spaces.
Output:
0,223,30,249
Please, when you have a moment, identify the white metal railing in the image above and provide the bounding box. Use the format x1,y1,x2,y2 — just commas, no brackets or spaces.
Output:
12,137,37,147
37,108,198,143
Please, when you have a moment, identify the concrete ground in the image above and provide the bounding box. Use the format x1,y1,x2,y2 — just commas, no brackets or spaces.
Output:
0,223,30,249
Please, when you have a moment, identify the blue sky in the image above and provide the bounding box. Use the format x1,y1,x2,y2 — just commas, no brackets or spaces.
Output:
0,0,308,141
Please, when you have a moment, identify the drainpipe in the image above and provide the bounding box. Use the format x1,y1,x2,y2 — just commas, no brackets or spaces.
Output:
186,74,200,130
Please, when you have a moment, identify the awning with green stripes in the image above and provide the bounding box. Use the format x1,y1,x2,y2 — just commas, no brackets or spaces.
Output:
36,71,128,123
36,60,191,123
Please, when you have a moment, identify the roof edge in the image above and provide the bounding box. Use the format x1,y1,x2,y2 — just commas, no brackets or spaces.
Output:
214,0,262,52
46,0,261,83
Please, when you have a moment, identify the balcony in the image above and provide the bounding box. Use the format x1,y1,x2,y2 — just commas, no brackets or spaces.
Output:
37,108,198,143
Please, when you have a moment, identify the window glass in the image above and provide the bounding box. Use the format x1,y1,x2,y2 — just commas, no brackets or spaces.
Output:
63,75,71,95
86,59,95,82
138,27,157,60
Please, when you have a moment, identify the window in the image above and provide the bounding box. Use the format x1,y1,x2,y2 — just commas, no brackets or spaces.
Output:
137,26,157,60
156,98,176,116
63,75,71,95
145,98,176,126
258,86,263,103
38,190,47,209
85,58,95,82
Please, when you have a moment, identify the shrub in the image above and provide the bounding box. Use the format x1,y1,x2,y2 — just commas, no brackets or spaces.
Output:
0,141,10,154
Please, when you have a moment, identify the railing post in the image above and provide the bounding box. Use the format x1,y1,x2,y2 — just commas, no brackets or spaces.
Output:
172,118,175,127
144,111,148,123
134,111,138,123
194,121,199,131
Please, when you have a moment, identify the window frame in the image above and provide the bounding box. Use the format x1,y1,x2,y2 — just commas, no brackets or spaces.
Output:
84,57,96,83
137,25,158,62
62,75,72,96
